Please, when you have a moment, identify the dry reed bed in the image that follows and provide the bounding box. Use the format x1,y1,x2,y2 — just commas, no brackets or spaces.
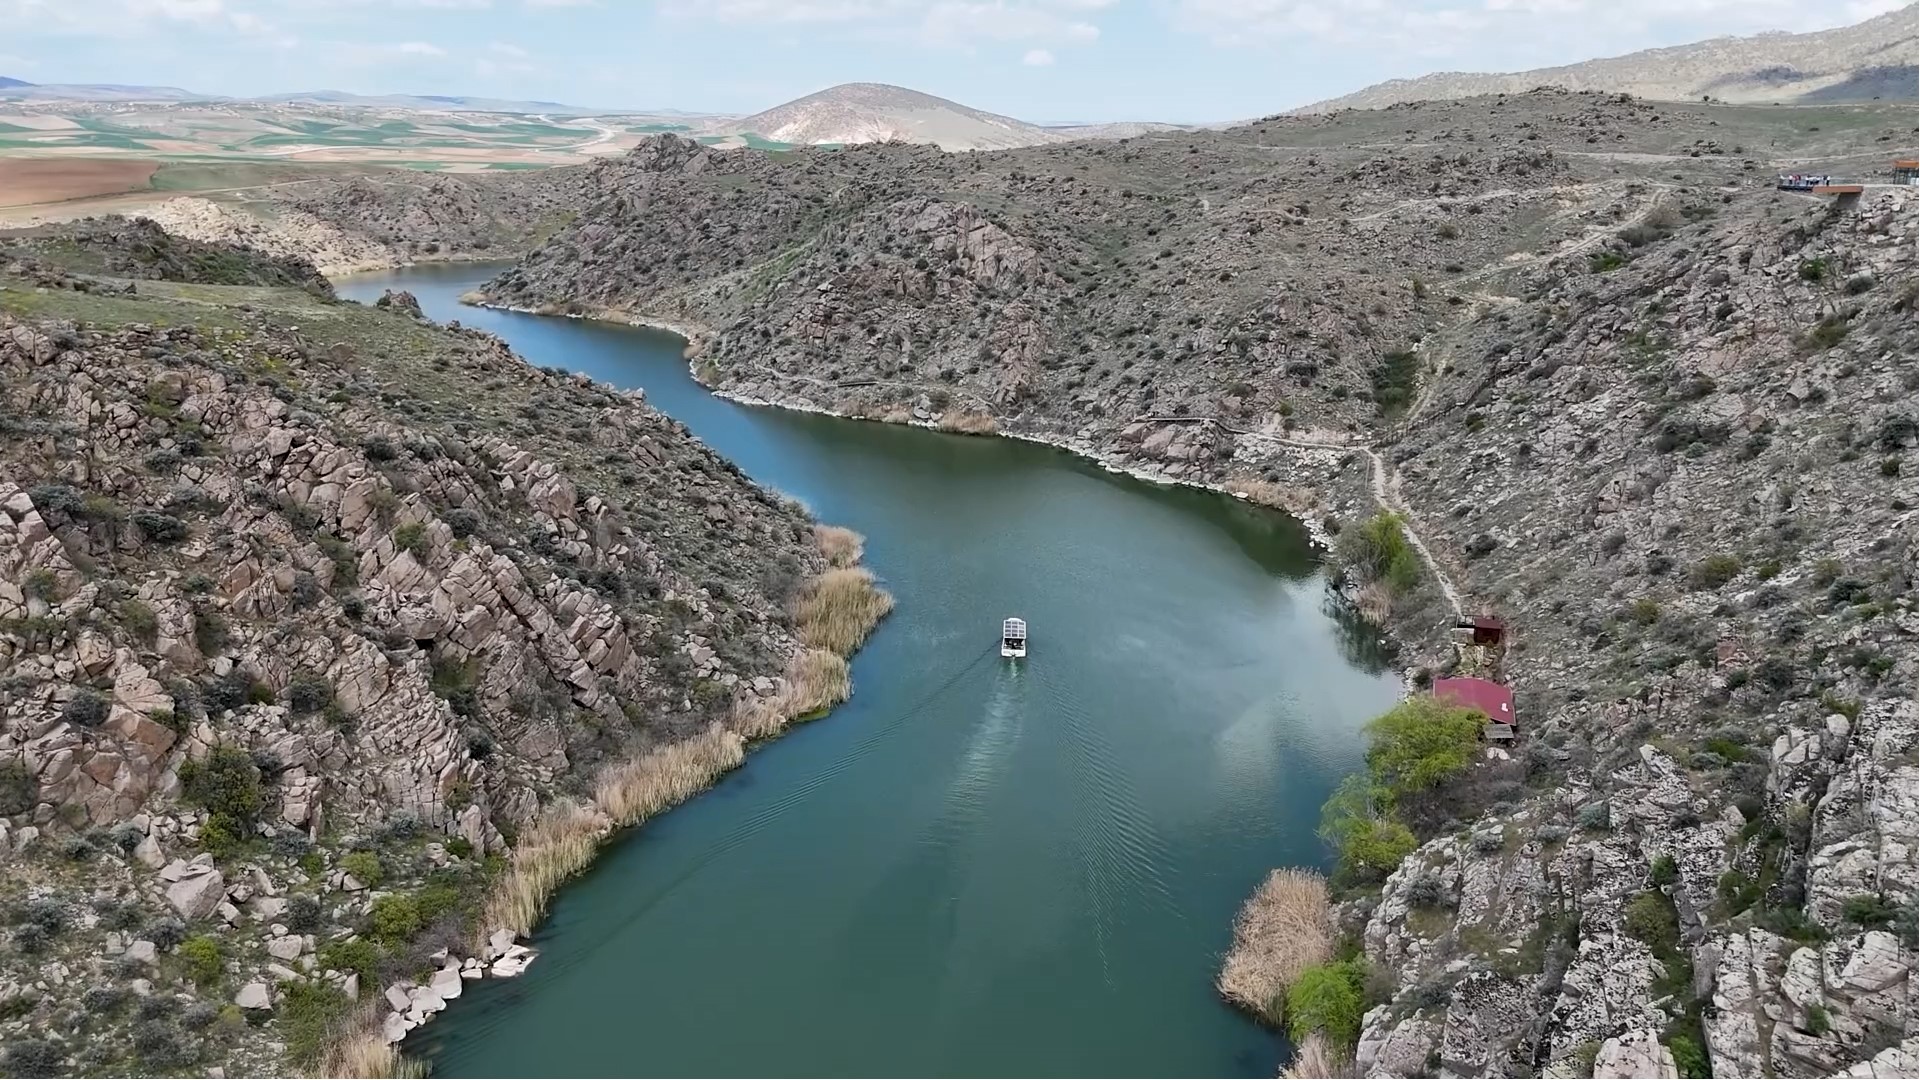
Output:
1281,1033,1355,1079
1218,868,1334,1018
330,528,892,1077
936,411,998,435
813,523,864,568
795,566,895,655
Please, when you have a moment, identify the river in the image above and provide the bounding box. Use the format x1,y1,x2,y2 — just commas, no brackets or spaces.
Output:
334,264,1401,1078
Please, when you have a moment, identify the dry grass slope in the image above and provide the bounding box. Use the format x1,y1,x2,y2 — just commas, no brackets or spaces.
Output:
1218,868,1334,1019
317,1022,427,1080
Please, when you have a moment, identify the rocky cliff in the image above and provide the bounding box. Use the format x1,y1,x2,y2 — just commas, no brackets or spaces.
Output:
137,167,596,277
1312,187,1919,1078
0,231,852,1075
475,91,1918,1077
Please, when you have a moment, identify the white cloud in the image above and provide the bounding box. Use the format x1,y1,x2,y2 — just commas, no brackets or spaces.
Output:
659,0,1110,50
1023,46,1055,63
488,40,530,56
524,0,595,7
331,38,451,64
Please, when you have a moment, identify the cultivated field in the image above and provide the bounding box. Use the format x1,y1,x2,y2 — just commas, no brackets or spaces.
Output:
0,157,158,207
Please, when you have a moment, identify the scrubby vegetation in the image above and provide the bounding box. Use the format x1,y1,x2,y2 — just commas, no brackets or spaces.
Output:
1320,694,1484,884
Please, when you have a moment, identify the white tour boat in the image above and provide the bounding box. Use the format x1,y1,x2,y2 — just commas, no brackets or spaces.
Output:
1001,617,1028,659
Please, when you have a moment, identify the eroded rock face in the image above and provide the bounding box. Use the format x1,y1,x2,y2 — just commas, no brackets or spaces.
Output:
0,250,829,1073
1323,188,1918,1077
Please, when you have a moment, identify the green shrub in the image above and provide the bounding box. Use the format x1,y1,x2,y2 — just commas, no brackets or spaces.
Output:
178,934,224,986
1689,554,1742,591
338,851,383,888
1801,310,1853,353
132,511,189,544
3,1039,60,1078
61,690,109,728
1336,512,1423,596
192,609,229,656
1797,258,1826,282
0,760,35,816
1668,1033,1709,1079
1628,598,1661,625
180,746,262,830
1841,894,1899,929
1650,854,1678,887
197,813,247,859
1624,891,1679,953
1806,1003,1831,1035
317,937,382,987
119,599,158,642
24,569,60,601
369,894,423,943
286,671,334,714
393,523,429,557
1284,959,1367,1049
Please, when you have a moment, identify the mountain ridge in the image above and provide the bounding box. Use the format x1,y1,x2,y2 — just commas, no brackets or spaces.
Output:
1297,6,1917,112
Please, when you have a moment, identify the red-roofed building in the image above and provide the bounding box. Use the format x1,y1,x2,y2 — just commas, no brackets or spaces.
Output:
1433,676,1516,740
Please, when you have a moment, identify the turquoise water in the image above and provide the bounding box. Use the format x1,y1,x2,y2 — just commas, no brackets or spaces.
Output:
335,266,1400,1078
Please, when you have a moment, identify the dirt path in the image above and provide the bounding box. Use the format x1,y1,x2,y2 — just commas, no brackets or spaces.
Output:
1455,181,1670,287
1240,429,1466,618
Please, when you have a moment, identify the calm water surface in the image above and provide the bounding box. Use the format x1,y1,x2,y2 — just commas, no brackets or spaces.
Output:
335,265,1400,1078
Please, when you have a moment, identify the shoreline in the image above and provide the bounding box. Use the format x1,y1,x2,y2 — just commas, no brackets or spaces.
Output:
460,296,1349,554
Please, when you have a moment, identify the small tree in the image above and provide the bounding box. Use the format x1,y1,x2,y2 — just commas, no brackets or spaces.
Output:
1319,776,1417,882
1364,695,1484,798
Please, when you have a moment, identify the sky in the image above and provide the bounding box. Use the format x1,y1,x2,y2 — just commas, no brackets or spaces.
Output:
0,0,1910,122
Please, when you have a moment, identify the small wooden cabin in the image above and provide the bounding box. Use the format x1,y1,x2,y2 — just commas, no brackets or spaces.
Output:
1458,616,1505,647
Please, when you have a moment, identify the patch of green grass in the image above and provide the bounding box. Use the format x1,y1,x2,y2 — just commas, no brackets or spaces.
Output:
278,981,352,1066
1370,349,1420,416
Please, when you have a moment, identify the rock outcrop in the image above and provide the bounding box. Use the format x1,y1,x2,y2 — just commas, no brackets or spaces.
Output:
0,239,836,1076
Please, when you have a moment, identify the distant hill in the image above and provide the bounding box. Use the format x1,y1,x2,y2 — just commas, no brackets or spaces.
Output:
708,83,1062,151
252,90,623,116
0,80,204,103
1297,6,1917,112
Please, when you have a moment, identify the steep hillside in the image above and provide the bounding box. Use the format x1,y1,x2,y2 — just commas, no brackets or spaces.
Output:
140,167,596,276
1300,6,1918,111
1257,187,1919,1078
476,89,1919,1076
709,82,1058,151
0,229,881,1075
